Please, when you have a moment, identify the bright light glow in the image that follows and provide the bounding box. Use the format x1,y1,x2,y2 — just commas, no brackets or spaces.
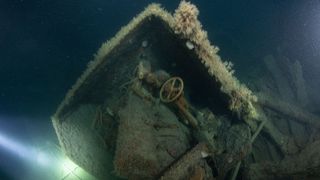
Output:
36,151,50,166
59,157,97,180
0,131,96,179
62,158,78,174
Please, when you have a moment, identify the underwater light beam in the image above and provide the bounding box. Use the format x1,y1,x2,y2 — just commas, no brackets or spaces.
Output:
0,131,85,179
0,132,53,166
0,132,30,159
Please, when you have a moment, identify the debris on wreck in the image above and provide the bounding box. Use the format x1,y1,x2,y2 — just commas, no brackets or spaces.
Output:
51,1,320,179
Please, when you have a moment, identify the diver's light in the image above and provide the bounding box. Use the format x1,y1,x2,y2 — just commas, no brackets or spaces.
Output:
0,131,94,179
0,133,29,159
0,132,53,165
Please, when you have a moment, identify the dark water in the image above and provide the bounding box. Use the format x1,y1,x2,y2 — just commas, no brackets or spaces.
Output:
0,0,320,179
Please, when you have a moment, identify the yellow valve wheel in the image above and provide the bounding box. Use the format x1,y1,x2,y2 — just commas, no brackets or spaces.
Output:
160,77,184,103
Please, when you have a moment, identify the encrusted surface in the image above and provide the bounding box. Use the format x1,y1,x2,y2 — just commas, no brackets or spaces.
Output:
52,105,116,179
114,93,190,179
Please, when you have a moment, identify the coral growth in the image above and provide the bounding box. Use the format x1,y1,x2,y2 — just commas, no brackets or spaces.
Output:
174,1,199,37
173,1,207,45
224,61,235,75
174,1,258,124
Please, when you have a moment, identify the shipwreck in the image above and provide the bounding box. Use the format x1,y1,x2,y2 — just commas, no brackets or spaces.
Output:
52,1,320,179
